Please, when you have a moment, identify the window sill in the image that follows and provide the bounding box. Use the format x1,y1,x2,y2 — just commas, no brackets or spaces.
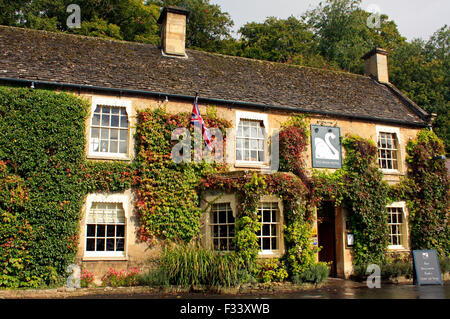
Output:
82,256,128,261
387,246,408,252
87,154,131,161
234,162,270,170
258,250,284,258
380,169,403,176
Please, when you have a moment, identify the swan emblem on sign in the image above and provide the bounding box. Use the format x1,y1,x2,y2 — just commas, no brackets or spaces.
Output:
314,132,339,160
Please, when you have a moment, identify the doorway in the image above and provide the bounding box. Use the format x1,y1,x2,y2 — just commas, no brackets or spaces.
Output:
317,201,337,277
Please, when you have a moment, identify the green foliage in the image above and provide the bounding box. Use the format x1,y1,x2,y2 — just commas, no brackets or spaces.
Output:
0,162,42,288
0,86,89,287
303,0,404,73
135,107,231,243
292,262,330,284
342,135,390,266
312,135,391,267
439,257,450,274
255,258,288,283
153,242,241,288
390,27,450,153
401,129,449,256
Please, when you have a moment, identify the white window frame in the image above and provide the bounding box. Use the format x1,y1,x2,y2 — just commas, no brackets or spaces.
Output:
210,201,236,252
235,111,269,168
204,193,237,252
376,126,401,173
257,195,284,257
84,193,130,258
88,97,132,160
386,201,408,250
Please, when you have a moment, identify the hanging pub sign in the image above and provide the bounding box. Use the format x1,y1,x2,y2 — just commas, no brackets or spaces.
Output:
311,125,342,169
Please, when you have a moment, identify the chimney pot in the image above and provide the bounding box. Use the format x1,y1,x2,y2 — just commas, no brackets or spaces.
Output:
362,48,389,83
158,6,190,57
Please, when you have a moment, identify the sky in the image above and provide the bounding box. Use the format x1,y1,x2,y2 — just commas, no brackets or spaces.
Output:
209,0,450,41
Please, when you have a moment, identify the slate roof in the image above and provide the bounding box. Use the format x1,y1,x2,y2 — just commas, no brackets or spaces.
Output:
0,25,429,126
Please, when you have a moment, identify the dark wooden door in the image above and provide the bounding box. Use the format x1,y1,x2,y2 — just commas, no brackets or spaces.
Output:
318,202,336,277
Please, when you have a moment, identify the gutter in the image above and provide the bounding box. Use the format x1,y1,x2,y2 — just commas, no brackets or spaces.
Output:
0,77,429,128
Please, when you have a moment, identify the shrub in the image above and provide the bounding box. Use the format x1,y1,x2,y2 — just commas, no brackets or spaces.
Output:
137,267,170,287
293,262,330,284
154,242,241,288
101,267,140,287
255,258,289,283
439,257,450,274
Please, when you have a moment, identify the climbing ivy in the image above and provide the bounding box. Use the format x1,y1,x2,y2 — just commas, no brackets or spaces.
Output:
1,85,447,289
395,129,449,256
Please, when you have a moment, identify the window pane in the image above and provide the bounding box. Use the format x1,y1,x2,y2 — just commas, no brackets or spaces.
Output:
111,115,119,127
96,225,105,237
87,224,96,237
119,129,128,141
116,225,125,237
119,141,127,154
101,128,109,139
92,114,100,126
116,238,124,251
101,106,111,114
110,141,118,153
106,238,115,251
100,140,108,152
271,237,277,250
236,150,242,161
91,127,99,139
111,107,119,115
120,116,128,128
110,129,118,140
86,238,95,251
262,238,270,250
107,225,115,237
262,224,270,236
96,238,105,251
102,114,110,126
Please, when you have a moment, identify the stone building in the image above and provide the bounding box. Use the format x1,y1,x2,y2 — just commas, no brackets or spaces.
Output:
0,6,432,279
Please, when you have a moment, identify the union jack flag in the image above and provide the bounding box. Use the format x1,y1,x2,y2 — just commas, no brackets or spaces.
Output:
191,94,213,151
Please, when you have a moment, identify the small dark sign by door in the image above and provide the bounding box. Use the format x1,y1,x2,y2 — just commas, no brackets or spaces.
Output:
412,250,443,286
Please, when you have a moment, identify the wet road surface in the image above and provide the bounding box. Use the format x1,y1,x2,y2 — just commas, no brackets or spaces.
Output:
70,279,449,299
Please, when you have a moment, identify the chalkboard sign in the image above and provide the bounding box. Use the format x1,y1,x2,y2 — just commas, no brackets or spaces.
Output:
412,250,443,286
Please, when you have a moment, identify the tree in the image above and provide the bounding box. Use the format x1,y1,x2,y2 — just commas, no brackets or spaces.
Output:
389,27,450,153
303,0,404,73
0,0,161,43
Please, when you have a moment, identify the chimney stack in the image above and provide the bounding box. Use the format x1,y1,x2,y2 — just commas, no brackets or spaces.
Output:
362,48,389,83
157,6,189,57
